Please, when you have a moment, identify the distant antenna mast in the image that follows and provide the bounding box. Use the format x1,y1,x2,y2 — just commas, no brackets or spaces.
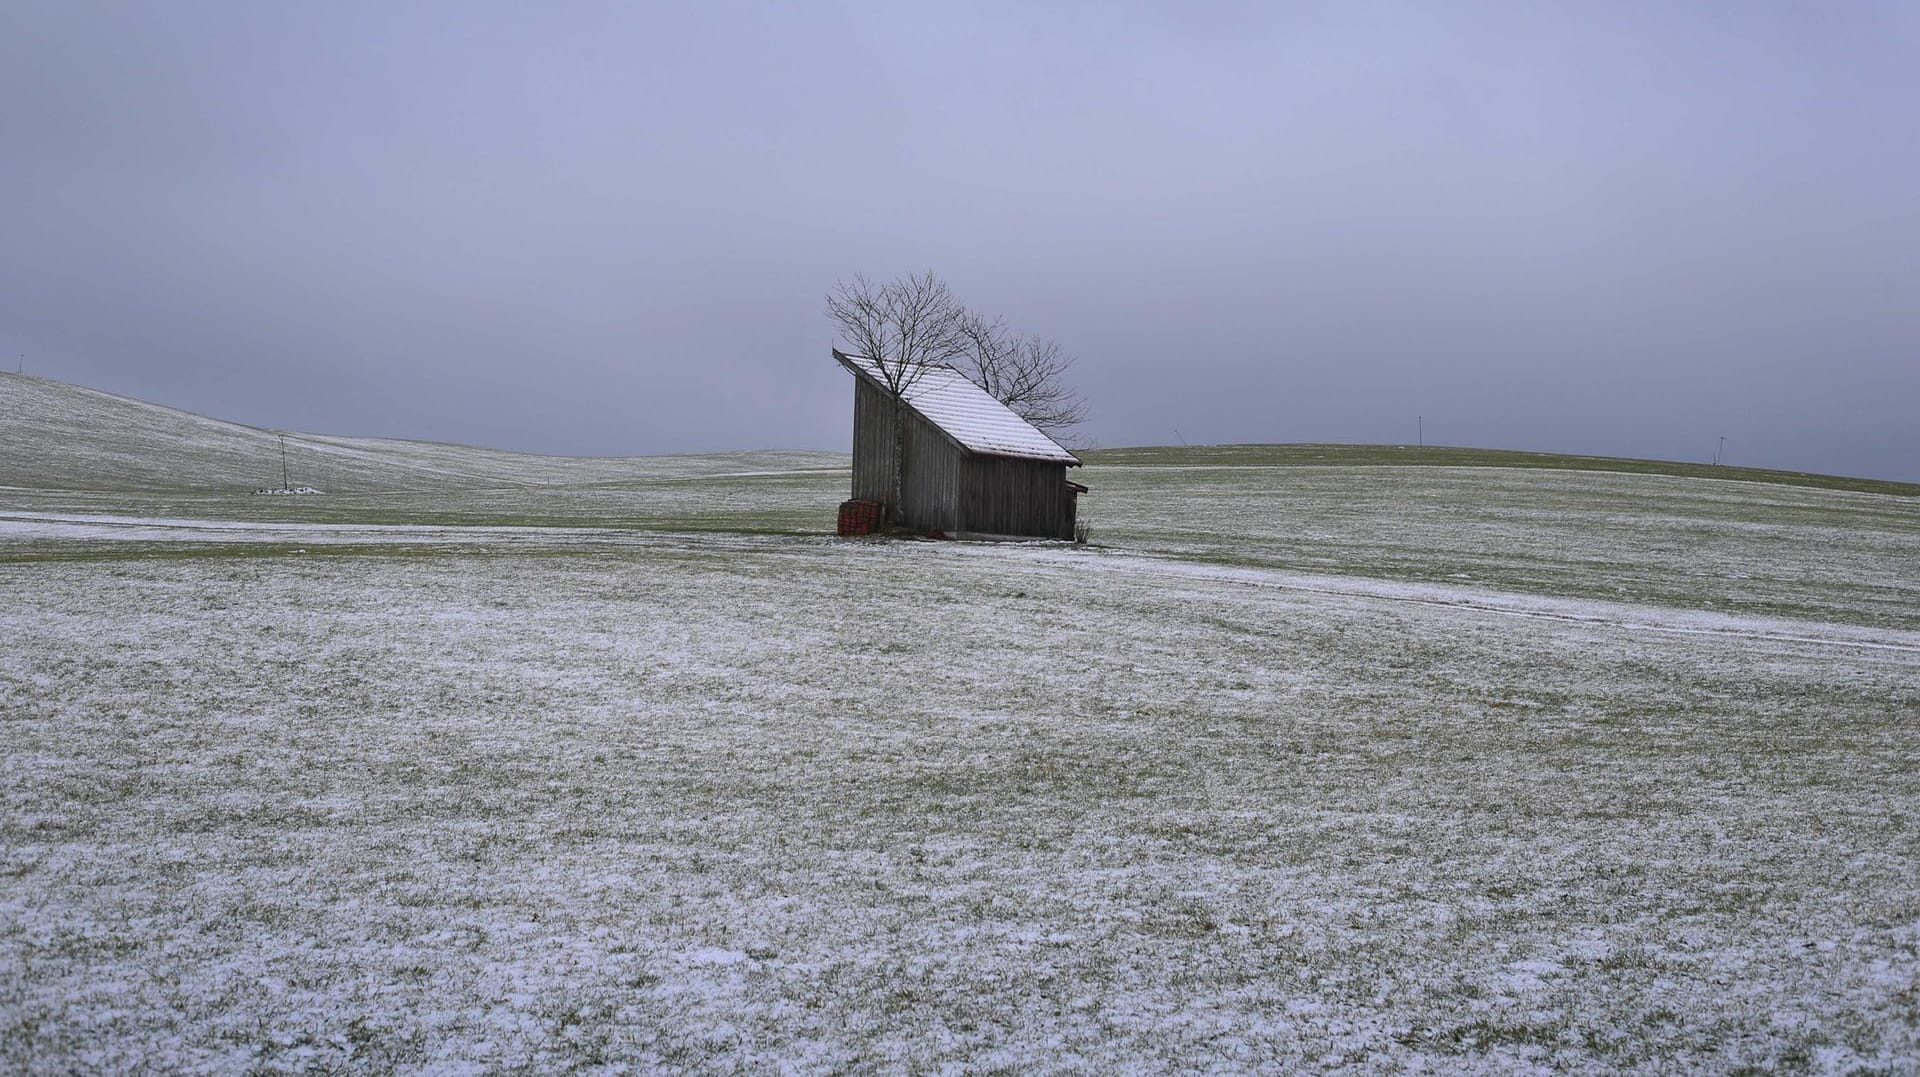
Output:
1418,415,1423,447
1713,436,1726,466
280,434,290,490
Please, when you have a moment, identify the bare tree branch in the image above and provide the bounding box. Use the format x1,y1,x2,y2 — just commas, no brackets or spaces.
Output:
957,313,1087,439
825,271,967,397
957,312,1016,398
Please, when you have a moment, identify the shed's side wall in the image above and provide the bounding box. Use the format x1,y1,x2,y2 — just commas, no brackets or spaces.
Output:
960,457,1076,539
850,377,895,503
851,376,963,532
900,411,962,533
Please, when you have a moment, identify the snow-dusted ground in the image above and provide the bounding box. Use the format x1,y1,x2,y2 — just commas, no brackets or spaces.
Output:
4,382,1919,1072
1081,462,1920,633
4,525,1917,1072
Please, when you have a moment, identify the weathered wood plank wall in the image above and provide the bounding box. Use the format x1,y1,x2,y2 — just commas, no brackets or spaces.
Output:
852,377,964,532
901,411,962,532
960,456,1076,539
850,377,895,504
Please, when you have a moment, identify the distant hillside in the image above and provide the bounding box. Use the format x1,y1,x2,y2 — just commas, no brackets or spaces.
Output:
7,370,1912,500
0,372,844,492
1082,444,1920,499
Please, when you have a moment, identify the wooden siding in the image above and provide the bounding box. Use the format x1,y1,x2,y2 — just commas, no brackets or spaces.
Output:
959,455,1077,539
901,409,962,532
851,376,964,532
850,377,895,503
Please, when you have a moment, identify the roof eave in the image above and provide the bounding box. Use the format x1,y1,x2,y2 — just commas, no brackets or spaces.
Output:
974,449,1082,467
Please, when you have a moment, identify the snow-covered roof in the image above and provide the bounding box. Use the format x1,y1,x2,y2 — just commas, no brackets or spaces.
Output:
836,351,1080,466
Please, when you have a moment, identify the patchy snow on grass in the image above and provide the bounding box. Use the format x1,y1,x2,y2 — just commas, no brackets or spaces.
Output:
1078,460,1920,632
3,532,1916,1073
3,414,1917,1072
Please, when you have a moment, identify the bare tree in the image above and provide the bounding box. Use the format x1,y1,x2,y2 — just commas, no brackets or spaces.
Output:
958,313,1087,439
826,271,969,522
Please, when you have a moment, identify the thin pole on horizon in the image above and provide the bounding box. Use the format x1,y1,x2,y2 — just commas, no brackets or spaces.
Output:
280,434,290,490
1418,416,1423,447
1173,428,1186,446
1714,436,1726,466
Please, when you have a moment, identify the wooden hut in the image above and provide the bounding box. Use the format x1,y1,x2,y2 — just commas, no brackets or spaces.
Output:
835,349,1084,540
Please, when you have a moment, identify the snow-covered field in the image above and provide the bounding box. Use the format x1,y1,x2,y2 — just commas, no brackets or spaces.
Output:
3,375,1919,1072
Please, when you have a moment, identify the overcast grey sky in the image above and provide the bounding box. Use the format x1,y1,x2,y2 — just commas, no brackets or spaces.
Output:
3,2,1915,478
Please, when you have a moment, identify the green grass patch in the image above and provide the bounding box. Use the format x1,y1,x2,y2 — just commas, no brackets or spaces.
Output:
1083,443,1920,498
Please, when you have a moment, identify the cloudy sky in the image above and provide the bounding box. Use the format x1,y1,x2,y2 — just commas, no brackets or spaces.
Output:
3,2,1915,478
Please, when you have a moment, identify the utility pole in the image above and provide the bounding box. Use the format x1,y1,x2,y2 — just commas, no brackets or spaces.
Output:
280,434,290,490
1418,416,1423,447
1714,436,1726,466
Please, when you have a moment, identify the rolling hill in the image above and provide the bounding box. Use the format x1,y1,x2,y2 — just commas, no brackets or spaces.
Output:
0,371,843,493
